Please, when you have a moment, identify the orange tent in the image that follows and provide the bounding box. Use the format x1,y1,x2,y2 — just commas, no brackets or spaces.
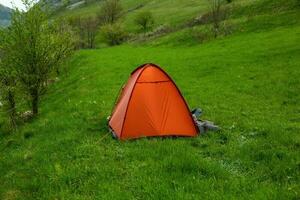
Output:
108,63,199,140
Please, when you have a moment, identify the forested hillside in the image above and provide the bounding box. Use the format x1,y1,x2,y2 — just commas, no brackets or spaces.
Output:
0,4,11,27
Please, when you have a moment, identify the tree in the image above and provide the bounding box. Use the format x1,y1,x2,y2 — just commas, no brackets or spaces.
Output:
99,0,123,24
4,0,74,116
68,16,100,49
100,23,127,46
68,16,86,49
82,16,100,48
134,11,154,32
209,0,224,38
63,0,70,6
0,29,18,129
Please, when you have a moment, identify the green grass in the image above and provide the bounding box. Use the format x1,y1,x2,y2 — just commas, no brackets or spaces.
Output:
55,0,298,33
55,0,208,32
1,0,300,199
1,20,300,200
147,8,300,46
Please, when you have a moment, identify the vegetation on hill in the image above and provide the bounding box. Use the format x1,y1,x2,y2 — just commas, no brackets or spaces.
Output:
0,1,74,129
0,4,12,27
47,0,299,48
0,0,299,199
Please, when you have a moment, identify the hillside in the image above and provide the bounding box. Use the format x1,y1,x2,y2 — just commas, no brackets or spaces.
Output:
0,0,300,199
0,4,11,27
51,0,299,46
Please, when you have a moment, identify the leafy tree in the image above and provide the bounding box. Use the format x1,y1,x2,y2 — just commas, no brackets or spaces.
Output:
99,0,123,24
134,11,154,32
63,0,70,6
68,16,86,49
0,29,18,129
209,0,225,38
83,17,99,49
68,15,100,49
4,0,74,116
100,23,127,46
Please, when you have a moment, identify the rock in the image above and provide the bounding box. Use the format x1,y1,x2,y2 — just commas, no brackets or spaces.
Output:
20,110,34,121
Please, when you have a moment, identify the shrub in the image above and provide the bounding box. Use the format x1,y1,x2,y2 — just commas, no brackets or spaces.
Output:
0,27,18,129
98,0,123,24
68,16,86,49
81,16,100,48
100,23,127,46
190,27,212,43
68,16,100,49
208,0,226,38
134,11,155,32
2,1,74,116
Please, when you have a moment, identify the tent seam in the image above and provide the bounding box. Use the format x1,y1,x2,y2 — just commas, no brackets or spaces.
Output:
119,65,150,139
147,64,199,134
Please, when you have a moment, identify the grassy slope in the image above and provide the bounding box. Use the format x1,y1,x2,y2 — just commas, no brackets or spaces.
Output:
55,0,258,28
1,1,300,200
55,0,209,32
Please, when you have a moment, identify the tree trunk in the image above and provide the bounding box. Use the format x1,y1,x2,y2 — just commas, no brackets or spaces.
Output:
213,24,218,38
31,88,39,115
7,90,16,129
90,32,95,49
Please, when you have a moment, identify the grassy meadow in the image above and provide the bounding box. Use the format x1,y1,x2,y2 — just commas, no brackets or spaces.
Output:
1,0,300,199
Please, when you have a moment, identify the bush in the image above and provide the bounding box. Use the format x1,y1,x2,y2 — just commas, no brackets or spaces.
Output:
2,1,74,117
68,16,100,49
0,30,18,129
98,0,123,24
100,23,127,46
134,11,154,32
190,27,212,43
209,0,226,38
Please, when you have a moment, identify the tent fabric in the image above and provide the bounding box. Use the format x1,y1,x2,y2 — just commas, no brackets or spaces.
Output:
109,63,199,140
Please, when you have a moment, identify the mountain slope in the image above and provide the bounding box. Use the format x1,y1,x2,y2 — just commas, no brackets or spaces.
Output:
0,4,11,27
